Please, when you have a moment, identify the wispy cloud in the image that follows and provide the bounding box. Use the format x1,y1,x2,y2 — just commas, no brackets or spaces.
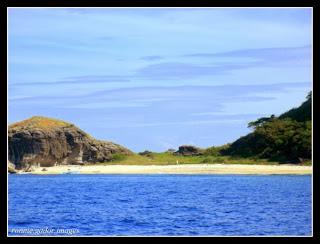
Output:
140,55,164,61
98,36,116,41
184,45,311,66
64,75,130,83
10,75,130,87
105,119,249,128
135,46,311,80
10,82,310,105
190,112,263,118
135,62,248,80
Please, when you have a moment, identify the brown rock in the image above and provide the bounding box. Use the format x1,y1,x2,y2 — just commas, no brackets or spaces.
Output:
8,116,132,169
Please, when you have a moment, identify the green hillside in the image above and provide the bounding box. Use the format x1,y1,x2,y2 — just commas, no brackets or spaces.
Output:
279,92,311,122
221,92,312,163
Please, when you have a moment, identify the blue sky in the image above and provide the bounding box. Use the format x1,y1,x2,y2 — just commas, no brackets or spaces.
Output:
8,8,312,152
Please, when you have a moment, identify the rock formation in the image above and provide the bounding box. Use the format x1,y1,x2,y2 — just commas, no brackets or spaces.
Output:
8,116,132,169
175,145,203,156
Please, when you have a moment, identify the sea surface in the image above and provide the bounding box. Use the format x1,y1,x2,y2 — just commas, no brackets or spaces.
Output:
8,174,312,236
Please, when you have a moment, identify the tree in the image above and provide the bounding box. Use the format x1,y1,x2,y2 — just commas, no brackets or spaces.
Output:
248,115,275,129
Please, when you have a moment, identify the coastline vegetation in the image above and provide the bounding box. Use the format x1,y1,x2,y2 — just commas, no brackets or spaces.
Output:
105,92,312,166
106,152,311,166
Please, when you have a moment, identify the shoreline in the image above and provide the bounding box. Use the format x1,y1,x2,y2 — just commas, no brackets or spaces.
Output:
15,164,312,175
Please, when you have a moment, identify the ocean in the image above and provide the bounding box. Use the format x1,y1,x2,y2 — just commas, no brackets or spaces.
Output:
8,174,312,236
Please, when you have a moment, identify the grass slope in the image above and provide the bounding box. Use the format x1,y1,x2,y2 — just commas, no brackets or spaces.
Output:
102,152,311,166
9,116,72,130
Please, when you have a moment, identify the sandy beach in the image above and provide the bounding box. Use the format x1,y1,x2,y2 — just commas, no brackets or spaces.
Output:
24,164,312,175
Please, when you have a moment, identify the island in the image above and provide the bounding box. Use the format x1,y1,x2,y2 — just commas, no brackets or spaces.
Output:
8,93,312,175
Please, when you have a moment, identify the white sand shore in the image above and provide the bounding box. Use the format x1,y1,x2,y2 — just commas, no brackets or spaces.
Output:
25,164,312,175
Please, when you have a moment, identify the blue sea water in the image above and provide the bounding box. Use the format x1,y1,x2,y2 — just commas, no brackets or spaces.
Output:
8,174,311,236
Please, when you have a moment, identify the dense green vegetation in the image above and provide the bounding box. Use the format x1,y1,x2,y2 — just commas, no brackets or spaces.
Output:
222,92,312,163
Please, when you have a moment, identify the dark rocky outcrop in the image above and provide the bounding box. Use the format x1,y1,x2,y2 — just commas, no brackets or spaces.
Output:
8,116,132,169
175,145,203,156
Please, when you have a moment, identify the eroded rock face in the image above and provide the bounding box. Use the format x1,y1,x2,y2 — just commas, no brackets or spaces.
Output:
8,116,132,169
175,145,203,156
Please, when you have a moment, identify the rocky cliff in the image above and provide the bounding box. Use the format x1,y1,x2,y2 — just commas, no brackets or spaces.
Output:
8,116,132,169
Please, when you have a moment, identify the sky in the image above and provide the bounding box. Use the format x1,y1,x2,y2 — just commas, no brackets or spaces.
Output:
8,8,312,152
